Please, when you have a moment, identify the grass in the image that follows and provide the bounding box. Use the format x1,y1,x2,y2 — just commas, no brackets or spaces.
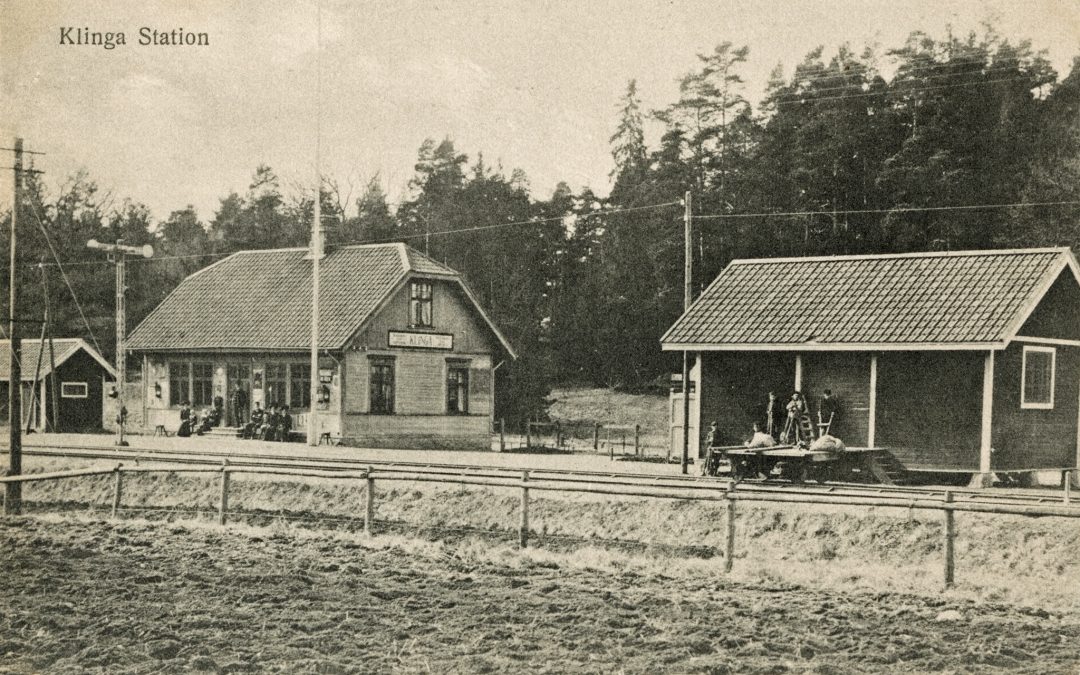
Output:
14,467,1080,613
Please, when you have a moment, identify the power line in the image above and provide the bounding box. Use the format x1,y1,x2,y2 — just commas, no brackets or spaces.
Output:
333,200,683,247
768,63,1043,100
691,200,1080,220
773,75,1043,106
26,198,104,355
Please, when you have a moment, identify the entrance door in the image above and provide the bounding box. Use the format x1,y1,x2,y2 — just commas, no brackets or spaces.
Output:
226,363,251,427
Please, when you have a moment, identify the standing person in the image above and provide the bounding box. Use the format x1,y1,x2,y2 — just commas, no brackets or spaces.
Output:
818,389,839,437
764,391,785,441
784,392,807,443
230,386,248,428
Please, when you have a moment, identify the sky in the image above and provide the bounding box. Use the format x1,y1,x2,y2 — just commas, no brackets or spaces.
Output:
2,0,1079,223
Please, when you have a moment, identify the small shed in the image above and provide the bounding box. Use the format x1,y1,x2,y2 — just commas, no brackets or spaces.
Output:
0,338,118,432
661,247,1080,483
127,243,516,450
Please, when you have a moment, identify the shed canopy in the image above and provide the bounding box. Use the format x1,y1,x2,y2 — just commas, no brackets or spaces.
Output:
127,243,516,356
0,338,117,381
662,247,1080,351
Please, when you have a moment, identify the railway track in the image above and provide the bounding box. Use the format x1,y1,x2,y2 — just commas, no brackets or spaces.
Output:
4,442,1076,511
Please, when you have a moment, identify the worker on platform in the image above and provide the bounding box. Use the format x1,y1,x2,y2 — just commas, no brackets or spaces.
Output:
818,389,839,436
784,392,807,443
278,405,293,442
764,391,785,441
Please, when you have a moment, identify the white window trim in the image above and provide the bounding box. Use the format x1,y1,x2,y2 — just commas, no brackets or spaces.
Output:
1020,345,1056,410
61,382,88,399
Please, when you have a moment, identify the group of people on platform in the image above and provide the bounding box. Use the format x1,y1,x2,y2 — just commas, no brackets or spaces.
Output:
174,396,292,442
241,402,293,442
703,388,841,451
176,396,224,438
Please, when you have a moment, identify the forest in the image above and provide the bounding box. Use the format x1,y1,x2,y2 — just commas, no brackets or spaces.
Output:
4,27,1080,422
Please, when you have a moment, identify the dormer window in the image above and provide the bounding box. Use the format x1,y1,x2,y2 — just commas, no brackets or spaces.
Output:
410,281,433,327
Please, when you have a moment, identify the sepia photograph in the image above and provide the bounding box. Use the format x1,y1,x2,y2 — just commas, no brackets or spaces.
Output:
2,0,1080,672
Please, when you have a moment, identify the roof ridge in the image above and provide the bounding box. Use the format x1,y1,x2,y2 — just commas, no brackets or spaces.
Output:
729,247,1071,265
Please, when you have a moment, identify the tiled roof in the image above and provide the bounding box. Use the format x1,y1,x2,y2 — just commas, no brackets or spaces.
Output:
662,248,1079,348
128,243,474,352
0,338,117,381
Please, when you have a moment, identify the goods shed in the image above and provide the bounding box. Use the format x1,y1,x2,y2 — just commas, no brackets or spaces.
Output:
0,338,118,432
127,243,515,450
661,247,1080,484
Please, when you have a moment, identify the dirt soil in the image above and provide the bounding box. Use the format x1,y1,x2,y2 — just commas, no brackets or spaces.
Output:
2,516,1078,674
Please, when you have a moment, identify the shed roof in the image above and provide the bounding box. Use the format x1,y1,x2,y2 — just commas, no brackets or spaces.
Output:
127,243,515,356
662,247,1080,351
0,338,118,381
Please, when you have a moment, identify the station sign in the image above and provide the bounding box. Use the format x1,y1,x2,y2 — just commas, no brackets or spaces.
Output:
388,330,454,350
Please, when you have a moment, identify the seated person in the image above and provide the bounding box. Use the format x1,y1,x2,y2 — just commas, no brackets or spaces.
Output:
277,405,292,441
196,407,216,435
243,403,265,439
745,422,775,449
177,401,194,438
259,405,279,441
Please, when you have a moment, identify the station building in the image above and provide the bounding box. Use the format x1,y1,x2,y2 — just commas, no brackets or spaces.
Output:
127,243,515,450
0,338,118,433
662,247,1080,483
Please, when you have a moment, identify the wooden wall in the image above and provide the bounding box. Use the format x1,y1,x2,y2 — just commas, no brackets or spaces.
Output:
1017,270,1080,340
699,352,796,446
801,352,871,446
991,342,1079,471
876,351,982,471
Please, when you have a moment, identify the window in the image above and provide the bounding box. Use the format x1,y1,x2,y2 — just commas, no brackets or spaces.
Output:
61,382,88,398
169,362,190,406
409,281,433,327
265,364,288,407
1021,346,1055,409
289,363,311,409
447,365,469,414
192,362,214,407
369,359,395,414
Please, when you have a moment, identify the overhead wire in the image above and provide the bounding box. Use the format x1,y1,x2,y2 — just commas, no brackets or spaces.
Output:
691,200,1080,220
26,198,104,355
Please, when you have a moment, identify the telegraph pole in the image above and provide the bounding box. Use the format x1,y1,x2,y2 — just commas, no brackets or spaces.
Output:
681,191,692,474
87,239,153,446
308,0,324,447
6,138,23,513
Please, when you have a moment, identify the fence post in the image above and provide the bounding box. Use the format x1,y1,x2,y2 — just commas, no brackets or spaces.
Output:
555,422,562,448
724,483,736,573
364,468,375,536
218,461,230,526
500,419,505,452
609,434,614,461
944,490,955,587
110,463,123,519
593,423,600,452
1065,470,1072,505
519,470,530,548
525,422,531,449
634,424,640,456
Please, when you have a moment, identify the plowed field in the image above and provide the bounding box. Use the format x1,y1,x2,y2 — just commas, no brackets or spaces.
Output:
1,516,1078,674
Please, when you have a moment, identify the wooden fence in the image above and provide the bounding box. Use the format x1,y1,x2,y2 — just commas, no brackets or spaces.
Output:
3,464,1079,589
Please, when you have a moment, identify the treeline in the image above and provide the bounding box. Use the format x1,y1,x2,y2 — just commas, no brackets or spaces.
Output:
4,27,1080,422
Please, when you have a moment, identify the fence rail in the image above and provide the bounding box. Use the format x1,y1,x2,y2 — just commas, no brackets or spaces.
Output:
3,459,1080,589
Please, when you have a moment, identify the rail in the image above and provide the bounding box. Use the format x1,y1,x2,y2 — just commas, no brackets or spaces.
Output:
3,455,1080,589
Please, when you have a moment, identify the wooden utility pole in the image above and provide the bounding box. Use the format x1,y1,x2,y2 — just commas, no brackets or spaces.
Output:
680,191,692,474
6,138,23,514
307,0,324,446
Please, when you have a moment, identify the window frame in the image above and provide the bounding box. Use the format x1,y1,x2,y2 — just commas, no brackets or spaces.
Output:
409,280,434,328
446,363,469,414
168,362,191,407
264,363,288,408
60,382,88,399
289,363,312,410
191,362,215,408
1020,345,1056,410
369,358,395,414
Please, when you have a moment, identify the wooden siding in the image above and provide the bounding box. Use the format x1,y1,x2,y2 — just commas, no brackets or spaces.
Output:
354,279,498,355
343,351,492,417
342,413,490,450
991,342,1079,470
876,351,982,470
699,352,796,446
801,352,871,446
1017,270,1080,341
